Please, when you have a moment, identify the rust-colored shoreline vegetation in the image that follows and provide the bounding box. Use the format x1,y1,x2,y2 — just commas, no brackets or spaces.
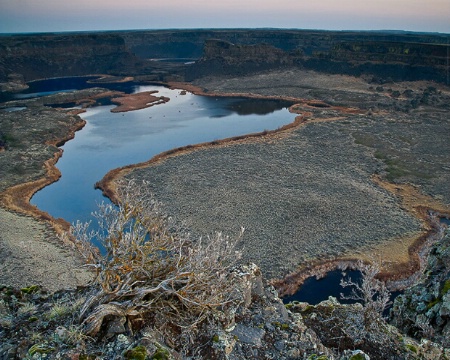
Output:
0,118,87,238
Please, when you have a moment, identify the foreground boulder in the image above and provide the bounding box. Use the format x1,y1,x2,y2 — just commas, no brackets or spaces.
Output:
2,262,449,359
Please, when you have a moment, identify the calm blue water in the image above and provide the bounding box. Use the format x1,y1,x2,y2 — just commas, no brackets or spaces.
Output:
30,84,295,225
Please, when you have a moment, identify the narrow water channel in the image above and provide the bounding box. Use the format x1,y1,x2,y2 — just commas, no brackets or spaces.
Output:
29,82,295,225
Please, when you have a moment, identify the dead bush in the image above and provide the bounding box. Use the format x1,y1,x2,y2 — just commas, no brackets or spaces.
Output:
68,180,244,349
340,259,391,324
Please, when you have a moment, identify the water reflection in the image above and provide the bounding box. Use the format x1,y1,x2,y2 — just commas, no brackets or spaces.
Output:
226,98,294,115
30,83,295,225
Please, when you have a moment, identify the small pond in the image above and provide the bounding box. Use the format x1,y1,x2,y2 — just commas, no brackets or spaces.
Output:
282,269,402,314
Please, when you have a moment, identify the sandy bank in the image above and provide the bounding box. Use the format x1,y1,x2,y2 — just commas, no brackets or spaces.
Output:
0,208,92,292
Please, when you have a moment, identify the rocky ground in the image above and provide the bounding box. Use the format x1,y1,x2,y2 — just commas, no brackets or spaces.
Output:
1,255,449,359
116,69,450,281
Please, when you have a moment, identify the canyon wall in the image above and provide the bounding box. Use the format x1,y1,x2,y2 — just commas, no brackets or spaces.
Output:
184,34,449,84
0,33,143,82
0,29,449,85
118,29,448,58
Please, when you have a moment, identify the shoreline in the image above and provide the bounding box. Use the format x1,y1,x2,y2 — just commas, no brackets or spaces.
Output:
96,82,365,202
0,111,93,292
0,84,174,241
0,118,86,236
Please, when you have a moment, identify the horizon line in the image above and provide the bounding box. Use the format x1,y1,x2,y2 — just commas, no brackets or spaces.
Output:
1,27,449,37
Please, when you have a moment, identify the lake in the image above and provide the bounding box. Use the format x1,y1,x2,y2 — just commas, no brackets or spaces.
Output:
28,79,295,226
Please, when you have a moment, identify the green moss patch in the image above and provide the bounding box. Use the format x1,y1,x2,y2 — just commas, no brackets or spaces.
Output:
124,345,147,360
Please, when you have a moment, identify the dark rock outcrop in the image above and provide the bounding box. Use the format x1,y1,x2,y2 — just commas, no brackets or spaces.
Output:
0,33,143,82
187,39,298,78
0,73,28,93
391,228,450,347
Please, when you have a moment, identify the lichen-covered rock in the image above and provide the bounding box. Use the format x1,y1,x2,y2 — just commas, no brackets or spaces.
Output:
1,263,449,359
390,229,450,347
294,296,448,360
339,349,370,360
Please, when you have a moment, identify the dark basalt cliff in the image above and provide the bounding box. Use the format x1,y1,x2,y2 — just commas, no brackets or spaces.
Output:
186,35,450,84
187,39,298,77
1,29,448,86
0,33,143,82
307,40,450,83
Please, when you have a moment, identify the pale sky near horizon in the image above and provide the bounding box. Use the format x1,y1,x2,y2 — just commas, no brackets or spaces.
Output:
0,0,449,34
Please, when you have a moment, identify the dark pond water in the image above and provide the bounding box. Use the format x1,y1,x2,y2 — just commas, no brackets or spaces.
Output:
28,80,295,227
282,269,402,314
282,270,363,305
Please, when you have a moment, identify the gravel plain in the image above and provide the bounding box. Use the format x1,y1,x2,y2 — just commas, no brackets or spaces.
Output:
0,208,92,292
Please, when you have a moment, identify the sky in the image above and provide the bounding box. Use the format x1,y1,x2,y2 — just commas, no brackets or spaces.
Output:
0,0,449,34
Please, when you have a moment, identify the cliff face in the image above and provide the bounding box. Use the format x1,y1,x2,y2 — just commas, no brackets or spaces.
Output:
1,30,448,85
187,39,298,77
330,41,449,66
186,36,449,83
0,33,143,82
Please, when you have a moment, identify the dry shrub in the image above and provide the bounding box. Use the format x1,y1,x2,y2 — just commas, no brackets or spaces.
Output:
69,180,244,347
340,259,391,323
